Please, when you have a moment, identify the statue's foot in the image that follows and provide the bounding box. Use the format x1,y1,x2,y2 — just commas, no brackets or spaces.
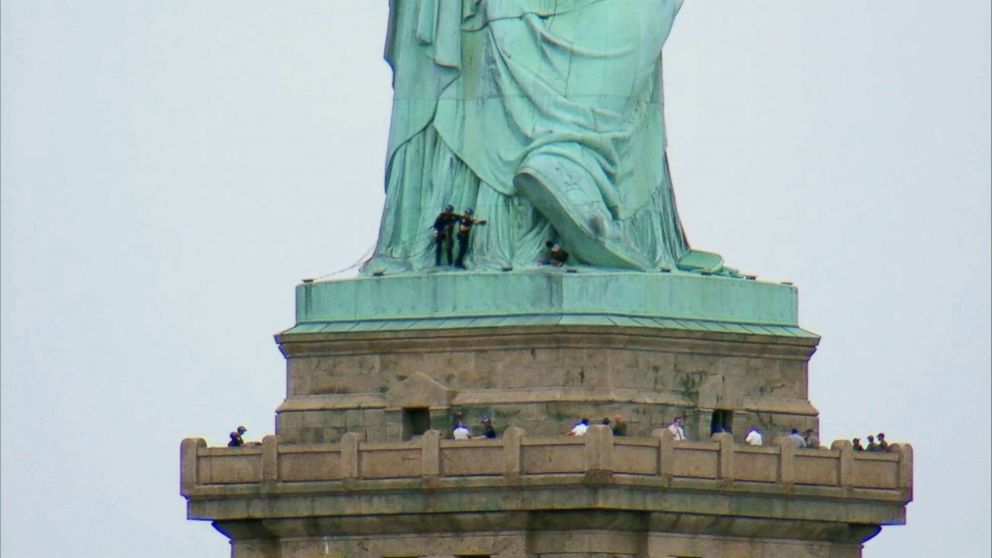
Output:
514,155,649,271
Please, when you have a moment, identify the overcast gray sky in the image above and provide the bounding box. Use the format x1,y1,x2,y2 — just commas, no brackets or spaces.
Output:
2,2,989,557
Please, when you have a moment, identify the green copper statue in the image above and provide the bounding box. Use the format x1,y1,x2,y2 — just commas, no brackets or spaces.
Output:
363,0,724,274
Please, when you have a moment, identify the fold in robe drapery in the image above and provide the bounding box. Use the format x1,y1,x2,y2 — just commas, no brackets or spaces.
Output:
366,0,692,273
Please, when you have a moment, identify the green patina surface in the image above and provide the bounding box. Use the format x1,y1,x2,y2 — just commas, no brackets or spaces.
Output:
364,0,698,273
282,271,815,338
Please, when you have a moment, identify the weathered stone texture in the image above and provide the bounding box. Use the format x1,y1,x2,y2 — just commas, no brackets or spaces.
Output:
183,426,911,557
275,327,819,445
184,278,912,557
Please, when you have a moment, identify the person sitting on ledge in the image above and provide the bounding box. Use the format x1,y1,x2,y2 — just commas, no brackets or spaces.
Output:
852,437,865,451
804,428,820,449
566,418,589,436
541,241,570,268
667,416,686,440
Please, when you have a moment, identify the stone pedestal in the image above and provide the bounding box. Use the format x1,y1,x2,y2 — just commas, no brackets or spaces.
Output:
275,271,819,444
182,271,912,557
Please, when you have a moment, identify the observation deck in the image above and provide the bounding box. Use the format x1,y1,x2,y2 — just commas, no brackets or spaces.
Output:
181,427,912,557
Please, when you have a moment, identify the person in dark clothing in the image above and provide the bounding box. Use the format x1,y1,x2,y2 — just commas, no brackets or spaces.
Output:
454,208,487,268
228,426,246,447
432,204,460,266
541,241,570,267
480,416,497,439
611,415,627,436
877,432,889,451
852,437,865,451
866,435,879,452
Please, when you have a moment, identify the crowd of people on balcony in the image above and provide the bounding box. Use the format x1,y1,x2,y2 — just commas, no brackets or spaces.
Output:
445,414,826,449
562,416,630,437
441,414,900,455
224,416,893,452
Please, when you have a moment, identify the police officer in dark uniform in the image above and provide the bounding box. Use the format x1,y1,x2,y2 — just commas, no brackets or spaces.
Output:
454,208,487,268
228,426,247,447
432,204,460,266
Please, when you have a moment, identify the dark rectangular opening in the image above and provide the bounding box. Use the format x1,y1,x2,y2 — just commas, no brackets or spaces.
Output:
710,409,733,435
402,407,431,441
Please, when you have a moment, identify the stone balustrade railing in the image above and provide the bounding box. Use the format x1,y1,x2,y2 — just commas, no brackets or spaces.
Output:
181,426,912,500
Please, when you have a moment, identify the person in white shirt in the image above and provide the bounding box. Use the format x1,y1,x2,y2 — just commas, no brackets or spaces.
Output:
452,422,471,440
787,428,807,448
744,425,763,446
667,417,686,441
566,418,590,436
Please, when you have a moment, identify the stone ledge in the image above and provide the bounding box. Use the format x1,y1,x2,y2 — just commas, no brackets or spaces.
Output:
209,512,882,550
182,429,912,522
184,477,909,528
287,271,814,336
276,324,820,361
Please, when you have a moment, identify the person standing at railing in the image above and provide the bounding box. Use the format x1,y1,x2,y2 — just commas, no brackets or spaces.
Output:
803,428,820,449
744,425,763,446
227,426,247,447
667,417,686,441
611,415,627,437
453,422,472,440
566,418,590,436
477,416,497,439
787,428,807,448
449,411,467,439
